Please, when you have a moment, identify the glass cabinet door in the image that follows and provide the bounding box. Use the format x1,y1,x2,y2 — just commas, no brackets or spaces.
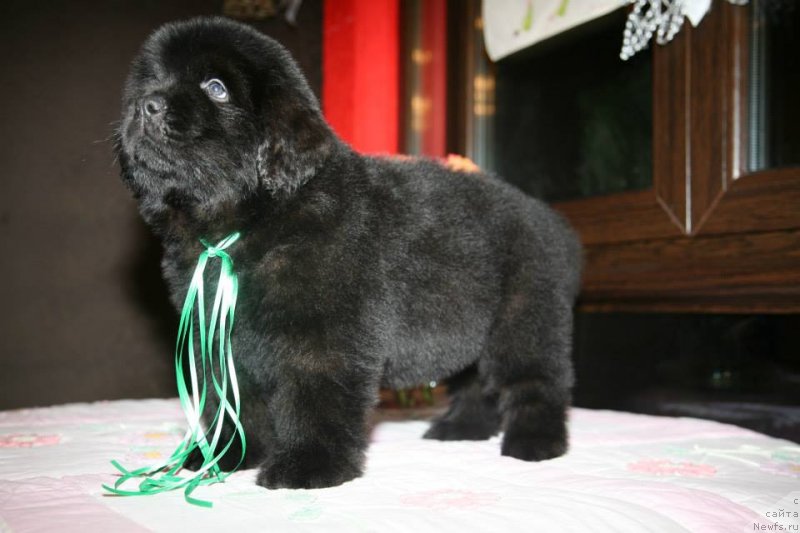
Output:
493,9,653,203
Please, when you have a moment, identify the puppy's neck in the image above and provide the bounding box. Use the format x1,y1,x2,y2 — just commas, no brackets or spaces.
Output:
143,187,270,247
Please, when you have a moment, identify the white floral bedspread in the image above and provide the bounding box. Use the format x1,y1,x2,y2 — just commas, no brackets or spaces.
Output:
0,399,798,532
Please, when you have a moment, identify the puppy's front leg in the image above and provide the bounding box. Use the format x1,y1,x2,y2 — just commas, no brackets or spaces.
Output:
256,353,373,489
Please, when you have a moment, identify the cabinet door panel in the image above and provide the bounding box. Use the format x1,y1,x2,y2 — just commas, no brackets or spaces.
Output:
561,1,800,312
656,0,800,238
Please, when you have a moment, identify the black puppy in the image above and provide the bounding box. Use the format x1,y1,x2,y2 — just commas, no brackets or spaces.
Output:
117,17,582,489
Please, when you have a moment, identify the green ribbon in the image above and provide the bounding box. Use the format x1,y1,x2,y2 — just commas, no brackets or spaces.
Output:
103,232,247,508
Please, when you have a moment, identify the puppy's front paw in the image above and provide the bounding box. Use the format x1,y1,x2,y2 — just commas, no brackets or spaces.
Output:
501,430,567,462
256,448,363,489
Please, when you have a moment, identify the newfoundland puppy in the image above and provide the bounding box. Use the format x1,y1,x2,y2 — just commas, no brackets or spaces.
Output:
117,17,582,489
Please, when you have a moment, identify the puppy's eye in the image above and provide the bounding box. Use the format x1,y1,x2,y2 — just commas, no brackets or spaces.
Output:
201,78,229,102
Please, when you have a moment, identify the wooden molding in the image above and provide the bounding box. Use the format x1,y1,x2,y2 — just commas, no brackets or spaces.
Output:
579,229,800,314
554,190,683,246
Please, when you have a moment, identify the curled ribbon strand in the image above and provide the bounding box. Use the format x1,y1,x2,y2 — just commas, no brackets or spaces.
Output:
103,232,246,508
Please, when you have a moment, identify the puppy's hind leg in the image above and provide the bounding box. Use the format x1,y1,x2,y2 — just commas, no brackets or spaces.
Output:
423,364,500,441
487,286,574,462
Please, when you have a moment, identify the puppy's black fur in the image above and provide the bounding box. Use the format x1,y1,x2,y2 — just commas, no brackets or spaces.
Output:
118,17,582,489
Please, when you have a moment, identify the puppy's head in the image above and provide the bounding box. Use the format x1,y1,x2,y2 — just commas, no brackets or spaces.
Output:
118,17,333,219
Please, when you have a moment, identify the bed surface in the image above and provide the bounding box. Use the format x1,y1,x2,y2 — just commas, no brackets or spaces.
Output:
0,399,797,532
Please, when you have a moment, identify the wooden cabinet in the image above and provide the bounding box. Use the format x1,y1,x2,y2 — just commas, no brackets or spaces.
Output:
444,0,800,313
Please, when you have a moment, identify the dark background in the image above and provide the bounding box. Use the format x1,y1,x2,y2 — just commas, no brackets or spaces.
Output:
0,0,323,408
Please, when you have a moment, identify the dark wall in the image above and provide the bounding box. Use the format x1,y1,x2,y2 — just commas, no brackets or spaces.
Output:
0,0,322,409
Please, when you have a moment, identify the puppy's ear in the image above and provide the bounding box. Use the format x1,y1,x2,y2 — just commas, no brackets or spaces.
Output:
256,105,335,197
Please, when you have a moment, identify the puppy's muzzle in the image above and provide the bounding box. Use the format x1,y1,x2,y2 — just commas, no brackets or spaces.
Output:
137,93,173,140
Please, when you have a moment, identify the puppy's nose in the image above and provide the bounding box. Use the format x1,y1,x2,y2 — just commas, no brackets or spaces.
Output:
143,95,167,117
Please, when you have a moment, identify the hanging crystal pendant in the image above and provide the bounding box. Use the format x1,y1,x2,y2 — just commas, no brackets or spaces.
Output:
621,0,749,60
